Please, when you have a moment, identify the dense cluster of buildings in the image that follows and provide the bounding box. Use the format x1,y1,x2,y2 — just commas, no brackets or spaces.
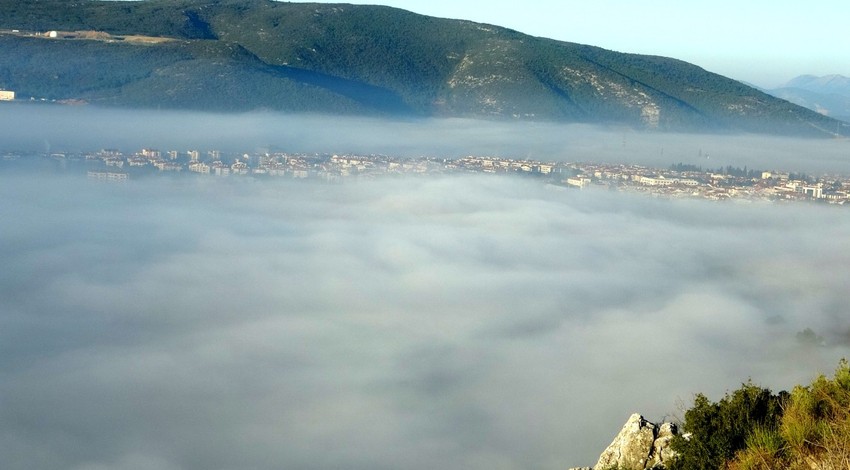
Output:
13,147,850,205
564,162,849,203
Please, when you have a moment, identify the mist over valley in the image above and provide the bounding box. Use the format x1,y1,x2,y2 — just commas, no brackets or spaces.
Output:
2,105,850,469
3,104,850,174
2,1,850,468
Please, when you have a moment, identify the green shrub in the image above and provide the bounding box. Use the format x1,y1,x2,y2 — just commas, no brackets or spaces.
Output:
729,426,784,470
776,360,850,468
670,360,850,470
668,382,786,470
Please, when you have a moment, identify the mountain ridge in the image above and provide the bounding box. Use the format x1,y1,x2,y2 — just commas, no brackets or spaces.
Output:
0,0,844,136
758,75,850,123
783,74,850,96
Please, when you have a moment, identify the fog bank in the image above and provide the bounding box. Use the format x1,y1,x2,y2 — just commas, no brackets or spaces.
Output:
2,104,849,174
1,171,849,470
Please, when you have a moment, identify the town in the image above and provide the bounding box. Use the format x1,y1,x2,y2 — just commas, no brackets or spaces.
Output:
3,146,849,205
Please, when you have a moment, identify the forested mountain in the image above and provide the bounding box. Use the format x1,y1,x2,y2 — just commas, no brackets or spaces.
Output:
0,0,842,136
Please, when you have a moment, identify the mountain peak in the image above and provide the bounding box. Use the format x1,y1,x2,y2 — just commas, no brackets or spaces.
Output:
783,74,850,96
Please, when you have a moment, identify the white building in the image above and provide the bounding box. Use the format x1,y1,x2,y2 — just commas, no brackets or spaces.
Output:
639,176,674,186
566,177,591,189
0,90,14,101
140,148,160,158
188,162,210,174
802,185,823,199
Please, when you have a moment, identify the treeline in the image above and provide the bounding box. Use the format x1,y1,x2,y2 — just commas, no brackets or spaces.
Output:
669,162,814,182
669,162,763,178
668,360,850,470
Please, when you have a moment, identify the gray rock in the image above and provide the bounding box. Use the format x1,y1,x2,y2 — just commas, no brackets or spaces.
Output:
588,413,679,470
652,422,678,466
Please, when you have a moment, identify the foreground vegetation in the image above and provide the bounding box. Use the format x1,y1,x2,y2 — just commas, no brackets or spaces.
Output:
670,360,850,470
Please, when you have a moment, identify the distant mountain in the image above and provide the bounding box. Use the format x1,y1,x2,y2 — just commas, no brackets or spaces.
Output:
760,75,850,123
783,75,850,96
0,0,843,136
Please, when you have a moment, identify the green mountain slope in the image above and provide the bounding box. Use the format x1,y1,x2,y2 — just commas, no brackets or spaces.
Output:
0,0,842,135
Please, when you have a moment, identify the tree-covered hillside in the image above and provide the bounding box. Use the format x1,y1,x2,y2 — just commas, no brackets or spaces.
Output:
0,0,842,135
670,360,850,470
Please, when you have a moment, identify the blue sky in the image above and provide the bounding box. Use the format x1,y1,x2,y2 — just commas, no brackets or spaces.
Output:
305,0,849,88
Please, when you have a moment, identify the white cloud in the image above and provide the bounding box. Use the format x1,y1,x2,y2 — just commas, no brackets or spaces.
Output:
1,114,849,469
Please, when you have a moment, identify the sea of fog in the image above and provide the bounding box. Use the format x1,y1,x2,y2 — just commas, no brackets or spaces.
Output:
2,163,850,469
2,104,850,173
2,105,850,469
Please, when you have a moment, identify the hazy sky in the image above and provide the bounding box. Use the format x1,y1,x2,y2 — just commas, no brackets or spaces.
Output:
303,0,850,88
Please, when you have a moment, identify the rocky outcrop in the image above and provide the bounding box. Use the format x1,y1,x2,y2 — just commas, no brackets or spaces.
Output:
570,413,679,470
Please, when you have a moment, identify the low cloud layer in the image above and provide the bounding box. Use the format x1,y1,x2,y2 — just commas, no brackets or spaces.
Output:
2,167,849,469
2,104,849,174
